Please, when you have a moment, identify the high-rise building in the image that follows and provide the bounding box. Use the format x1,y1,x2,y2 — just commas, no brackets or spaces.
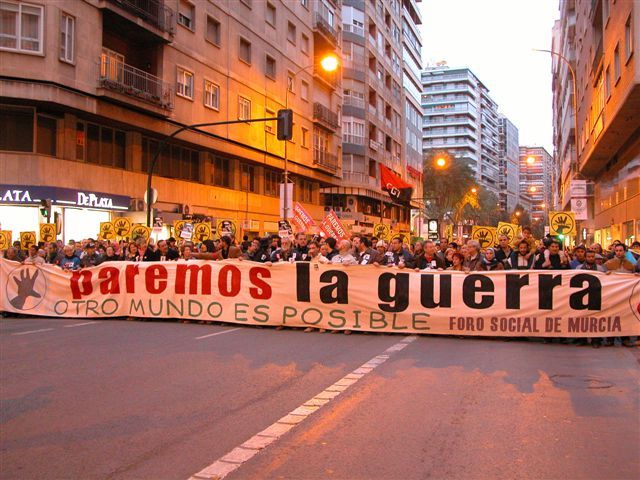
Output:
421,66,502,197
519,146,554,222
327,0,416,235
498,116,520,213
0,0,342,240
551,0,639,246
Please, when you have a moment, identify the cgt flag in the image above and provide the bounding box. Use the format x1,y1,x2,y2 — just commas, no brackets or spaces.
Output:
380,164,412,203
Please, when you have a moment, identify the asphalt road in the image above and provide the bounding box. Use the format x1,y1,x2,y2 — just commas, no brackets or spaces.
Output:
1,317,638,480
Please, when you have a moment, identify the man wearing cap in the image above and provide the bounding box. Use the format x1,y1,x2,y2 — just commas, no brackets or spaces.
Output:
577,250,606,272
80,243,104,268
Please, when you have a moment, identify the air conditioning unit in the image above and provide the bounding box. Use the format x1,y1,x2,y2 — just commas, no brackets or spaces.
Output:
346,196,358,208
130,198,145,212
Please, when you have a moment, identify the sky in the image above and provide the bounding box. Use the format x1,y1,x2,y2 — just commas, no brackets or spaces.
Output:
419,0,559,153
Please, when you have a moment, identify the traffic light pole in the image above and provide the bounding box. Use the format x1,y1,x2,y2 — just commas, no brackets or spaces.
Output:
145,117,279,227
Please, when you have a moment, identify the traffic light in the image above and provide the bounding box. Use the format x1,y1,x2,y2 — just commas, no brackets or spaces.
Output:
277,109,293,141
39,198,52,219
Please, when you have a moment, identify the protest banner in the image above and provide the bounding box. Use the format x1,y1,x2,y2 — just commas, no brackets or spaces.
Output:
373,223,391,241
471,226,496,249
217,220,236,238
193,223,212,243
549,211,577,236
174,220,187,239
99,222,116,241
39,224,56,243
2,258,638,338
0,231,12,250
20,232,36,249
319,210,349,240
278,220,294,240
291,202,316,233
497,222,518,242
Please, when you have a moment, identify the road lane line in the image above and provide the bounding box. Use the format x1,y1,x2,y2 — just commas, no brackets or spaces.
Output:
195,328,243,340
188,335,418,480
11,328,54,336
64,321,100,328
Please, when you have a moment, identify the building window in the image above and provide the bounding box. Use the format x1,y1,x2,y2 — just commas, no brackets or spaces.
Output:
625,15,633,61
142,138,198,181
82,122,126,169
0,105,34,152
177,67,194,99
264,169,280,196
36,114,57,156
204,80,219,110
0,1,44,54
240,163,256,192
212,155,231,187
287,71,295,93
238,96,251,120
605,65,611,99
265,54,276,79
206,16,220,45
266,2,276,27
614,43,621,83
59,12,74,63
239,37,251,64
178,1,194,30
265,107,275,134
287,21,296,44
300,0,308,9
301,126,309,148
301,80,309,100
301,33,309,55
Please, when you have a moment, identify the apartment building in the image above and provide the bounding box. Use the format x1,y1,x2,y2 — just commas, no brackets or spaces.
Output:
519,146,554,222
421,66,502,197
324,0,413,235
0,0,342,241
551,0,639,246
498,115,520,213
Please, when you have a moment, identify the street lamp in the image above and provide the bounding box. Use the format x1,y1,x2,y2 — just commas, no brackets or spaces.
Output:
471,187,478,194
282,53,339,220
526,156,535,165
435,157,447,168
529,186,537,193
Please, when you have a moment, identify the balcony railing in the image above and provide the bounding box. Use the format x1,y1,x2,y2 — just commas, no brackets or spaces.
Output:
107,0,175,35
313,12,339,45
342,171,378,188
313,102,340,130
99,53,174,109
314,149,339,172
343,95,365,108
343,134,365,145
342,23,364,37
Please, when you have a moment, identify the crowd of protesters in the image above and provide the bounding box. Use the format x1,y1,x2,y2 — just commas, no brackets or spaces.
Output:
2,226,638,346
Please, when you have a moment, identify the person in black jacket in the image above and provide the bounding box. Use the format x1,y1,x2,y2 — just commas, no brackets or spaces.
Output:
379,237,415,268
415,241,446,270
505,240,535,270
144,239,179,261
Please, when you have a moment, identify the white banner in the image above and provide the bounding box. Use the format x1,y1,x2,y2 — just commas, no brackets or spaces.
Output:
2,259,639,337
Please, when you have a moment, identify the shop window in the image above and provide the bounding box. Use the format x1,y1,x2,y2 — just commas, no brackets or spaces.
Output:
0,1,43,54
81,122,125,168
240,163,257,192
213,155,231,187
36,114,57,156
0,105,34,152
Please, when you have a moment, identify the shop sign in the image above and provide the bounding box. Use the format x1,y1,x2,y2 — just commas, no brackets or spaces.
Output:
571,198,588,221
0,185,130,210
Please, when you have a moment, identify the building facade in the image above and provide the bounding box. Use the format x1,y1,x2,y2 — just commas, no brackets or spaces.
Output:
0,0,343,241
519,146,554,222
325,0,416,236
498,115,520,213
552,0,639,246
421,66,502,197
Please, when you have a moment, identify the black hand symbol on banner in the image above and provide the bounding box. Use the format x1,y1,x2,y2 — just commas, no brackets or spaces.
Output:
10,269,41,310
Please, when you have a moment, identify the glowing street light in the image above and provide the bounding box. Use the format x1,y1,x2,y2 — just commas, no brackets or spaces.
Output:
320,54,340,72
529,186,537,193
526,156,536,165
435,157,447,168
471,187,478,194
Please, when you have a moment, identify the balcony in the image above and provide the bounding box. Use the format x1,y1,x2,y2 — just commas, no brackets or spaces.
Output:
98,53,174,111
313,12,339,46
102,0,175,39
343,134,365,145
314,149,339,172
342,23,364,37
313,102,340,131
342,171,379,188
592,38,603,74
369,138,382,151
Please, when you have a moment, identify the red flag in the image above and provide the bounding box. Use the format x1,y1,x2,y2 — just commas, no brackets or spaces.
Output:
319,210,349,240
291,202,316,233
380,164,413,203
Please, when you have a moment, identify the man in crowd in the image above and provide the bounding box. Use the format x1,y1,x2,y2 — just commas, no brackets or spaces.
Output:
604,243,635,272
378,237,415,268
330,239,357,265
144,239,179,261
270,237,294,262
45,242,63,266
494,235,513,264
506,240,535,270
416,241,446,270
293,233,309,261
535,240,569,269
60,245,81,270
23,245,44,265
324,237,339,260
353,236,379,265
463,240,485,271
569,245,587,269
80,243,104,268
578,249,606,272
244,238,269,262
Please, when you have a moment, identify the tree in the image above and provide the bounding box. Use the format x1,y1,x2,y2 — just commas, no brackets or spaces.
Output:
422,151,475,222
463,189,502,225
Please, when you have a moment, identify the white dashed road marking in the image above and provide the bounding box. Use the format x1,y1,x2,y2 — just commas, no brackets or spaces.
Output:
64,321,100,328
11,328,54,336
188,335,417,480
195,328,243,340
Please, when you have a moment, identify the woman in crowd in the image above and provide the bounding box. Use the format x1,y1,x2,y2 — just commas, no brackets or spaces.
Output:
448,252,465,271
124,243,141,262
444,248,456,268
181,244,195,260
103,245,122,262
482,247,504,271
